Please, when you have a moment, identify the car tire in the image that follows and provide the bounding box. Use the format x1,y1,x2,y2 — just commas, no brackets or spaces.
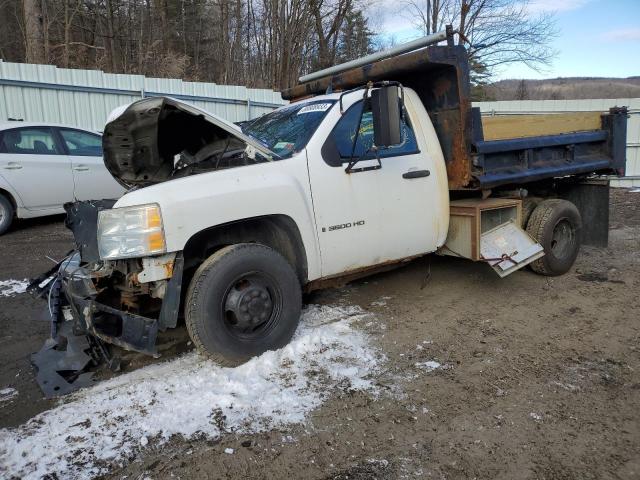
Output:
0,194,14,235
526,199,582,276
185,243,302,366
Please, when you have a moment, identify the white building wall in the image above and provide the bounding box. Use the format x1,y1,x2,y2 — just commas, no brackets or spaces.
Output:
0,60,287,132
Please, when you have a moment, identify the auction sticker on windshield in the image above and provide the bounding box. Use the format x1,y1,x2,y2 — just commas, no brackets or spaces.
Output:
297,103,333,115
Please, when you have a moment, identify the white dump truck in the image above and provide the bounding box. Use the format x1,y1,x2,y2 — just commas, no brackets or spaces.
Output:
31,28,627,394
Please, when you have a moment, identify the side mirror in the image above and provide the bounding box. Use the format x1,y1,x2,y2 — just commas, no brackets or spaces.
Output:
371,86,402,148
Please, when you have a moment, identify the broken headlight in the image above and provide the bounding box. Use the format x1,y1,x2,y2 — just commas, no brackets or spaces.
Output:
97,204,166,260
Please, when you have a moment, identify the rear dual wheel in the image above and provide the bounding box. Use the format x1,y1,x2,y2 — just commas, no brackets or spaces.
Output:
526,199,582,276
185,243,302,366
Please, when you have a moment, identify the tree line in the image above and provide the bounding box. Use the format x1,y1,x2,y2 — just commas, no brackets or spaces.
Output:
0,0,556,91
1,0,376,90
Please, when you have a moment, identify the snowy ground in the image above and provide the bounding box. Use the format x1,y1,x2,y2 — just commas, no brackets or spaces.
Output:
0,279,28,298
0,304,384,480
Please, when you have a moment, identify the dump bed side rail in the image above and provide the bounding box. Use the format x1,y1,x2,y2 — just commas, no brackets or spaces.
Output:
470,107,628,189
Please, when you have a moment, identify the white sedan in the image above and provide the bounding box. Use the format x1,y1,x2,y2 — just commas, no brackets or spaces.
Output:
0,122,125,234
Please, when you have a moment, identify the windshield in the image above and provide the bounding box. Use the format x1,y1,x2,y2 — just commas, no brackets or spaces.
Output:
242,100,335,158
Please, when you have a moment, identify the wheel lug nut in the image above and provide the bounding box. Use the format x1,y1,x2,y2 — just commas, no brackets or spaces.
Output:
260,293,268,300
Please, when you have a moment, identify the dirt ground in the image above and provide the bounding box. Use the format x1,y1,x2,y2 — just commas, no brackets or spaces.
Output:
1,189,639,479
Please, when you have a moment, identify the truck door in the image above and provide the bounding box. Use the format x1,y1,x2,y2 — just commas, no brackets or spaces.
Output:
306,92,442,278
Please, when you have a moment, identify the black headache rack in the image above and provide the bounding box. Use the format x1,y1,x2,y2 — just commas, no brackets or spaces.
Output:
282,28,628,190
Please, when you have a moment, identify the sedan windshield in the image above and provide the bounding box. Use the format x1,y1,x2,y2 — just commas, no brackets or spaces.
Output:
242,100,335,158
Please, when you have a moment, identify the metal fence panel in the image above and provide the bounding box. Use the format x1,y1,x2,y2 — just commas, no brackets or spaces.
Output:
474,98,640,187
0,60,287,131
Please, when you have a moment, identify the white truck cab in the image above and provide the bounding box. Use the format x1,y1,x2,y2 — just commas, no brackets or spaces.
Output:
112,88,449,282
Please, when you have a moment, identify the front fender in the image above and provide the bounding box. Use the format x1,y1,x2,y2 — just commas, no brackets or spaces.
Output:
114,156,322,279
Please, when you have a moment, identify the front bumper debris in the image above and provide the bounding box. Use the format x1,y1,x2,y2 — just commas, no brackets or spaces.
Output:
28,200,184,397
29,250,183,397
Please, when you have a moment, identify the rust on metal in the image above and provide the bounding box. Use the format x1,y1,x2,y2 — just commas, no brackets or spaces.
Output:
283,44,476,190
304,255,423,292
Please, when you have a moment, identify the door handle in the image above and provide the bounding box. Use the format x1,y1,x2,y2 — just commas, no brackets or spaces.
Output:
4,162,22,170
73,165,90,171
402,169,430,179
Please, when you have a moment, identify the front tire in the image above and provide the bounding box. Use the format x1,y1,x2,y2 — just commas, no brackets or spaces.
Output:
0,194,14,235
185,243,302,366
526,199,582,276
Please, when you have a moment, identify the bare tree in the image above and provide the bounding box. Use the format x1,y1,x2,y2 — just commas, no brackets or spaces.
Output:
515,79,528,100
404,0,558,80
22,0,46,63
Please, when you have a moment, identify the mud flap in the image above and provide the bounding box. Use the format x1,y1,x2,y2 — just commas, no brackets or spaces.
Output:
481,221,544,277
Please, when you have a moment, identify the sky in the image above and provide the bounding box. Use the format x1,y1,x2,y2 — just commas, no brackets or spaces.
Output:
372,0,640,80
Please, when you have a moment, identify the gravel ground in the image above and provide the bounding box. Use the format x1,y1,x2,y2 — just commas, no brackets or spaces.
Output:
0,189,638,479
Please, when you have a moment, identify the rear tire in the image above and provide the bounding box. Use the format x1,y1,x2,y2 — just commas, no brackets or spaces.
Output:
0,194,14,235
185,243,302,366
521,197,540,228
526,199,582,276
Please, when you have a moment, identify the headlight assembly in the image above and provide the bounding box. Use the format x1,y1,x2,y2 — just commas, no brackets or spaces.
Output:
97,204,166,260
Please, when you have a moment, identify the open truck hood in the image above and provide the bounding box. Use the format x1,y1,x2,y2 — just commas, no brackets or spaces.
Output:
103,97,278,188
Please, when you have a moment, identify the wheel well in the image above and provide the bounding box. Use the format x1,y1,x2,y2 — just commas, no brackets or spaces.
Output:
182,215,308,285
0,188,17,213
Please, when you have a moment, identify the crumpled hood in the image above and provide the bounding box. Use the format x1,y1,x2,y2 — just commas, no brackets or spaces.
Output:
103,96,277,188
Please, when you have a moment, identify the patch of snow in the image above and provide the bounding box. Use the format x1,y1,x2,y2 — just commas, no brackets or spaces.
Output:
0,388,18,403
529,412,543,421
0,304,383,480
224,448,234,455
0,279,28,297
415,361,441,372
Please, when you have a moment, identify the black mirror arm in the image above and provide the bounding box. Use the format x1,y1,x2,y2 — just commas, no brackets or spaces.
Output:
345,87,381,174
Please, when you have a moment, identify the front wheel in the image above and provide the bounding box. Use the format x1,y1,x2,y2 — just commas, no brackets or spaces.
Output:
185,243,302,366
0,194,14,235
526,199,582,276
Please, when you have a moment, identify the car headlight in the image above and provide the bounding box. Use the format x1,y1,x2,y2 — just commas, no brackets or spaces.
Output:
97,204,166,260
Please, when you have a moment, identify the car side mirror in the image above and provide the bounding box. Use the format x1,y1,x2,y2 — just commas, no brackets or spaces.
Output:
371,86,402,148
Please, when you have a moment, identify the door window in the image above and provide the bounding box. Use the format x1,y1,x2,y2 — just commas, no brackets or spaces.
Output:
329,99,419,162
1,128,61,155
59,129,103,157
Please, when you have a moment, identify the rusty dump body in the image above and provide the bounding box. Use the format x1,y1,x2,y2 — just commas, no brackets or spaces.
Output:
282,39,628,191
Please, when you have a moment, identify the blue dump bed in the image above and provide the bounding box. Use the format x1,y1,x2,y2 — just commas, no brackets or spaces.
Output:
470,107,627,189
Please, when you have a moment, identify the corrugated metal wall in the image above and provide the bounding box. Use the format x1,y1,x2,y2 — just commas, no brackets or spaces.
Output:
1,63,637,187
474,98,640,187
0,61,287,131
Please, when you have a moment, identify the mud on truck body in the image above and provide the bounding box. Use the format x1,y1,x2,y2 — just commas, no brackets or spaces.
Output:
30,27,627,395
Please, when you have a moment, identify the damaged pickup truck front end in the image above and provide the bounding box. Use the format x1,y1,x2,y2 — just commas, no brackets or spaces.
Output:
30,96,279,394
54,200,184,356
